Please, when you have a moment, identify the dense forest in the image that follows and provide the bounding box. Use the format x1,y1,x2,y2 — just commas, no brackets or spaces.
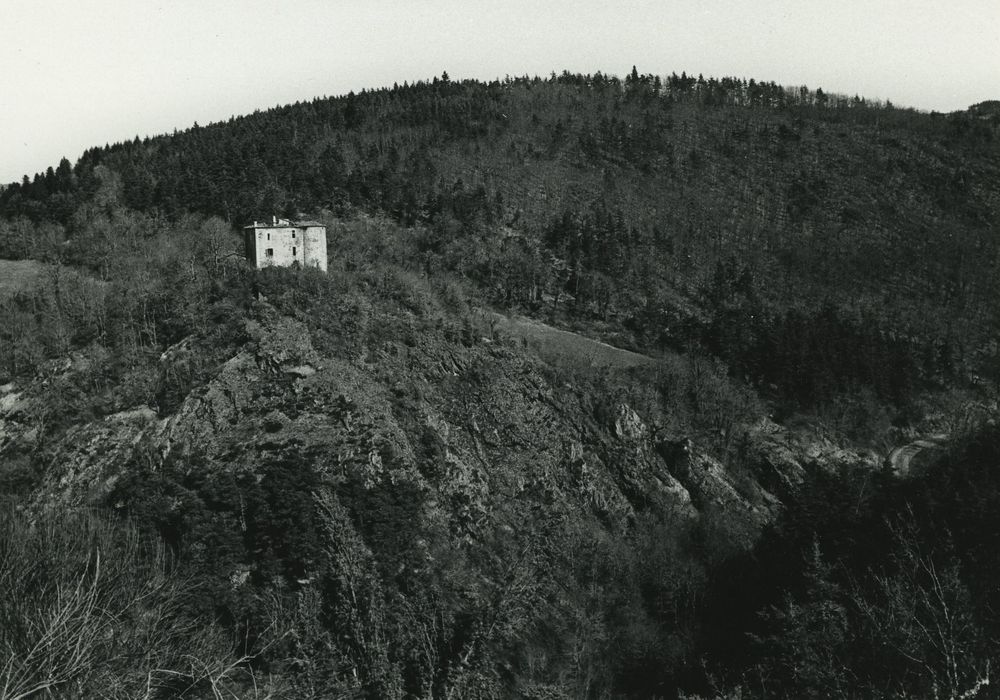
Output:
1,70,999,698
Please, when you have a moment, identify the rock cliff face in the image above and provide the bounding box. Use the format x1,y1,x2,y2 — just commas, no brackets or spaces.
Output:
2,301,916,695
743,417,882,500
1,303,872,558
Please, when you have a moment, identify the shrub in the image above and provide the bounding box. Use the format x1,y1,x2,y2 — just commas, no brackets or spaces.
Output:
0,503,268,699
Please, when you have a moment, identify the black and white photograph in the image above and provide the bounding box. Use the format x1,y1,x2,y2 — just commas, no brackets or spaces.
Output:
1,1,998,697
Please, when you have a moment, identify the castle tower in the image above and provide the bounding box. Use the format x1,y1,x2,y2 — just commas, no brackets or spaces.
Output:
243,217,327,272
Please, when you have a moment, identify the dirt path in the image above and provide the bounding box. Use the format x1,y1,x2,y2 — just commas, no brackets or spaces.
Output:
887,434,948,477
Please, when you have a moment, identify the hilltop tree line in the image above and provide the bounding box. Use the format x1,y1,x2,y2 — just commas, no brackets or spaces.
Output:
3,70,994,225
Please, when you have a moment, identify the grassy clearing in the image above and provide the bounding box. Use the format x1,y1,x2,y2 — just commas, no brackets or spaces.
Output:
491,312,653,369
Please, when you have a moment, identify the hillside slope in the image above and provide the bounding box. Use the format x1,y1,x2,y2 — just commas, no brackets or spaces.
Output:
0,261,814,695
3,72,998,411
1,71,999,698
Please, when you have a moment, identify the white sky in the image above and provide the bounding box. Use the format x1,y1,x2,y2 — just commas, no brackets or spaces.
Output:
1,0,998,184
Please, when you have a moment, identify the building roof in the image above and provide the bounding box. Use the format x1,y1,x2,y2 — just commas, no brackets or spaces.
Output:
243,219,326,229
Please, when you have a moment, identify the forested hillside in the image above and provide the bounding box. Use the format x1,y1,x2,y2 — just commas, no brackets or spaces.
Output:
4,71,1000,412
1,70,999,698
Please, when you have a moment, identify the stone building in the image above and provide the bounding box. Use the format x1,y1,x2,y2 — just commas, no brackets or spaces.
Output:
243,217,327,272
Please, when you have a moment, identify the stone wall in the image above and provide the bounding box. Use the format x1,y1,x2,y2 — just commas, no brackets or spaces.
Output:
245,224,327,271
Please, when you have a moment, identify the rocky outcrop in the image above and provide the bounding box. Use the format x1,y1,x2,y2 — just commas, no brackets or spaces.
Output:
46,407,159,505
0,383,35,455
744,417,882,499
602,403,694,516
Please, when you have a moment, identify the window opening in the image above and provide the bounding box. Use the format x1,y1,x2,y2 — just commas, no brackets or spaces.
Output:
292,246,297,256
265,248,274,258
